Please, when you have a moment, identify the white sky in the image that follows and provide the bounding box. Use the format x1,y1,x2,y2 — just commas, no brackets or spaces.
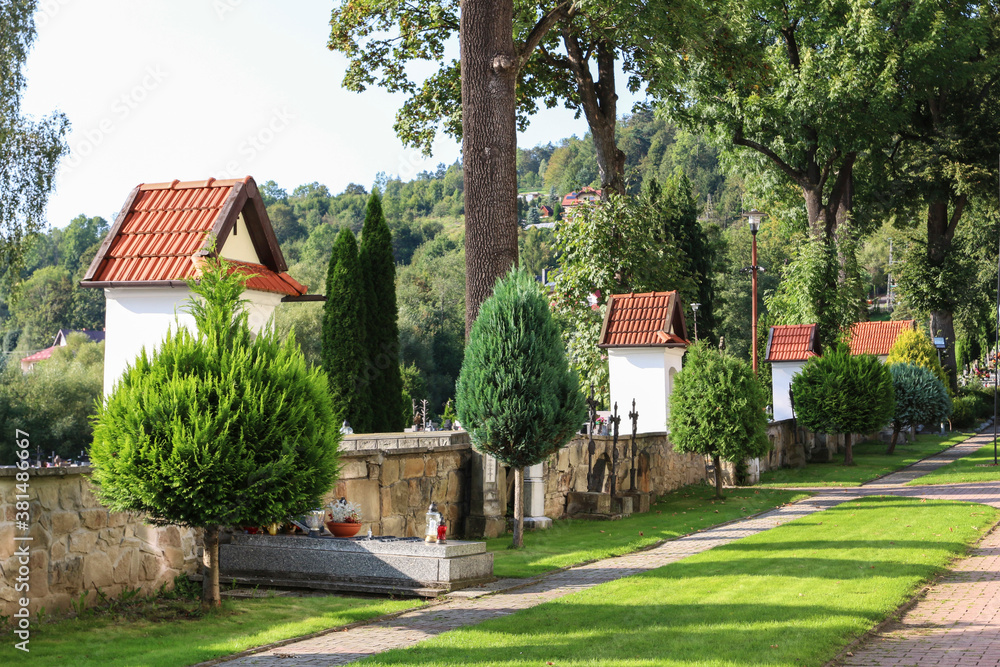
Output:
21,0,644,228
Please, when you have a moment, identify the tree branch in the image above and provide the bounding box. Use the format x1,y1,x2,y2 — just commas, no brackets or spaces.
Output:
516,3,576,70
946,193,967,241
733,126,805,185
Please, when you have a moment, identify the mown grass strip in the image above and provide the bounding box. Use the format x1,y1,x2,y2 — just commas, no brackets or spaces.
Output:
908,438,1000,485
0,595,421,667
758,431,974,487
489,486,808,578
368,496,997,667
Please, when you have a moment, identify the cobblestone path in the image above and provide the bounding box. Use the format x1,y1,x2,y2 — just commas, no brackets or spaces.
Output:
216,431,1000,667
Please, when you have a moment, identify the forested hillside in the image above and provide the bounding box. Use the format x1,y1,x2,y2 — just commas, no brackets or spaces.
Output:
3,110,995,427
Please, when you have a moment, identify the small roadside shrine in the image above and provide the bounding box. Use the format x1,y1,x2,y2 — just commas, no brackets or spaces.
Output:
80,176,315,394
765,324,819,422
597,291,690,433
848,320,916,361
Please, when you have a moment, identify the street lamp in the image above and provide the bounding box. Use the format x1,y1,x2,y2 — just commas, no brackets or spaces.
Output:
690,302,701,341
745,210,765,373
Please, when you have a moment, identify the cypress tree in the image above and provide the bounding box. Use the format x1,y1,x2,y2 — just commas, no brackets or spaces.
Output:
90,258,340,608
456,267,586,548
791,343,895,465
669,341,771,498
323,227,372,432
359,191,404,432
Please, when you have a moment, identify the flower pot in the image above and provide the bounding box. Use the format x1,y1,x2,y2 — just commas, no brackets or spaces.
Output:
325,521,362,538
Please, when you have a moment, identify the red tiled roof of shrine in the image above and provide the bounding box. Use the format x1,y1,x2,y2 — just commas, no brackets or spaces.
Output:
214,259,307,297
765,324,818,362
80,176,305,297
597,291,689,348
848,320,915,356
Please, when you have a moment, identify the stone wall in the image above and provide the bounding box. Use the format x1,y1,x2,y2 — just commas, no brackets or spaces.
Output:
760,420,884,472
541,433,708,518
0,467,201,617
328,431,474,539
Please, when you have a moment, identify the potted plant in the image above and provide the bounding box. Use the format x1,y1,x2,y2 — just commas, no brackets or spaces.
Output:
325,498,363,537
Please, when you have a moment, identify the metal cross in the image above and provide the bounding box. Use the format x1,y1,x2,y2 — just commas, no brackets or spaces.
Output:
585,385,600,488
609,402,622,496
628,399,639,491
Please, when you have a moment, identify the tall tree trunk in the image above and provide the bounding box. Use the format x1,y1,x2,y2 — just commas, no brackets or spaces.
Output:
926,196,965,390
843,433,854,466
561,34,625,196
513,466,524,548
461,0,519,337
887,426,900,455
201,524,221,609
712,454,724,499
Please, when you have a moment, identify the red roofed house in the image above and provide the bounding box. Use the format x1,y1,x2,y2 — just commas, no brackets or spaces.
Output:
848,320,916,361
597,291,690,433
80,176,314,394
765,324,819,422
20,329,106,373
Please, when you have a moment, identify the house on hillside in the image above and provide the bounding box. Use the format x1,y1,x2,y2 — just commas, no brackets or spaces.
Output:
539,205,553,218
80,176,317,394
848,320,916,361
597,291,690,433
19,329,106,373
765,324,819,422
561,186,602,208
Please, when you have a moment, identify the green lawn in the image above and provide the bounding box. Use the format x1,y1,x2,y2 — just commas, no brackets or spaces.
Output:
489,485,808,578
758,431,974,487
366,496,998,667
908,438,1000,485
0,594,421,667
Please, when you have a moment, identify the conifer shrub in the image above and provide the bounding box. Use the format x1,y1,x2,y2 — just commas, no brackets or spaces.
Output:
359,191,404,432
456,267,585,548
323,227,372,432
90,258,340,608
791,343,895,465
668,341,770,498
887,363,951,453
887,328,949,390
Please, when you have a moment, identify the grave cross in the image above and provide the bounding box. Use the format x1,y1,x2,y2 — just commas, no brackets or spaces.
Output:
628,399,639,491
609,402,622,496
585,385,600,488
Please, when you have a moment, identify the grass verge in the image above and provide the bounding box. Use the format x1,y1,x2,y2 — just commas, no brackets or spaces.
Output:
0,592,421,667
367,496,998,667
908,438,1000,485
488,485,808,578
758,431,974,487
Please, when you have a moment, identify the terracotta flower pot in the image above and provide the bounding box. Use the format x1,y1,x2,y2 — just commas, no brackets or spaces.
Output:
325,521,362,538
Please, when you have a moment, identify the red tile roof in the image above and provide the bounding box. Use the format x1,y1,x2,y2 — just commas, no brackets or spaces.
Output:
597,291,689,348
765,324,818,362
81,176,303,296
215,259,307,297
21,346,56,364
848,320,916,356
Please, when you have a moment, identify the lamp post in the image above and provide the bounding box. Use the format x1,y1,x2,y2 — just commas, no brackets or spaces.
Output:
745,210,765,373
691,302,700,341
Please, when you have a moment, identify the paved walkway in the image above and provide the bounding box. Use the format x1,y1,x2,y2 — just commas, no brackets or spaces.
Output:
840,526,1000,667
216,432,1000,667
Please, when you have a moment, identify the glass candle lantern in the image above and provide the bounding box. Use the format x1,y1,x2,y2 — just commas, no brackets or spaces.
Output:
425,502,442,543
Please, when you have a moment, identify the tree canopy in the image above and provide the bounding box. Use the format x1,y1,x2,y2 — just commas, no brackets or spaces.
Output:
668,341,770,498
887,362,951,454
1,0,68,279
791,343,895,465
